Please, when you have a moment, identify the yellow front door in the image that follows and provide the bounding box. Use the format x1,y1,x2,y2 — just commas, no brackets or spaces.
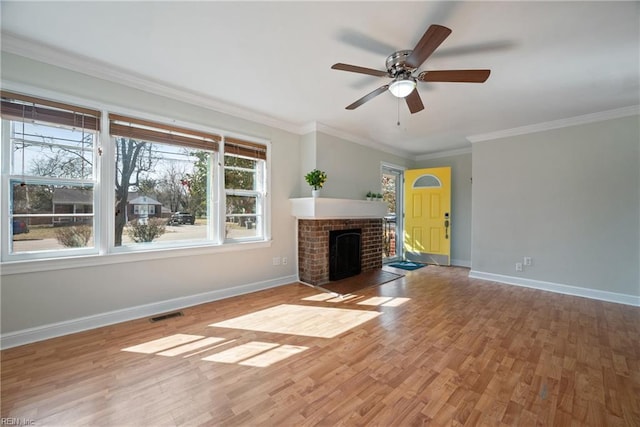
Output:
404,167,451,265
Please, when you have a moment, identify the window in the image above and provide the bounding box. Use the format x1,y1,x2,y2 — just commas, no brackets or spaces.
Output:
224,138,267,241
1,90,270,265
1,91,99,259
413,174,442,188
110,113,220,248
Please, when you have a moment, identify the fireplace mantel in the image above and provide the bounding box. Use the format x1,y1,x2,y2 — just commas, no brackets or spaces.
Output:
290,197,388,219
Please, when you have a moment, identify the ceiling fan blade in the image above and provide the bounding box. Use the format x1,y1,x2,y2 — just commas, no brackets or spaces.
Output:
331,63,388,77
417,69,491,83
346,85,389,110
405,24,452,69
405,89,424,114
337,29,398,56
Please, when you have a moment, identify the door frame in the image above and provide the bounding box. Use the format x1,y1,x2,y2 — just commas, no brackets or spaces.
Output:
403,166,451,266
381,162,404,263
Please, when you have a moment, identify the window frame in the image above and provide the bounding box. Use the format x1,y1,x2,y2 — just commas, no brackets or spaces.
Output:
1,93,101,261
0,84,272,274
223,141,267,243
109,113,222,252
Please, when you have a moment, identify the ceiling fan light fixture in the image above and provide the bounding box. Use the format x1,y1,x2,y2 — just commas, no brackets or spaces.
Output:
389,77,416,98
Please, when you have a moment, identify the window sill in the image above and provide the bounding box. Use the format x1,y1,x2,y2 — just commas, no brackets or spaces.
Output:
0,240,272,276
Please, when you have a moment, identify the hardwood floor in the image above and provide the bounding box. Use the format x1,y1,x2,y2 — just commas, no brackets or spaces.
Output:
2,266,639,426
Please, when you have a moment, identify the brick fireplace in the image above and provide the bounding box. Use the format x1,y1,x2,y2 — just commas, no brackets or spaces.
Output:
291,197,388,286
297,218,383,285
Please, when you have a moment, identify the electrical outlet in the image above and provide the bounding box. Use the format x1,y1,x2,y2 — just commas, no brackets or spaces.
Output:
524,257,532,266
282,257,288,265
272,257,281,266
515,262,523,272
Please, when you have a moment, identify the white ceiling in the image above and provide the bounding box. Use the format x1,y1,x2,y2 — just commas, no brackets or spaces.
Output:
1,1,638,157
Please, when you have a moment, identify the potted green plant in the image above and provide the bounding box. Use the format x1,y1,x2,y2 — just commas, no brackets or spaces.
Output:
366,191,373,201
305,169,327,197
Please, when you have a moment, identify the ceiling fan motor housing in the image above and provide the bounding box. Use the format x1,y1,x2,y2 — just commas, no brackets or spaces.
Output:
385,50,417,77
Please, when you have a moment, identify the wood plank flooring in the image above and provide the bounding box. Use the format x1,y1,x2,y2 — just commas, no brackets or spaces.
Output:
2,266,639,426
317,269,403,295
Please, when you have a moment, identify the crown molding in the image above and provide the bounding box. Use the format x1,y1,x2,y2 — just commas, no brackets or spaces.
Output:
414,146,472,161
298,121,318,136
1,32,306,135
312,122,412,159
467,105,640,143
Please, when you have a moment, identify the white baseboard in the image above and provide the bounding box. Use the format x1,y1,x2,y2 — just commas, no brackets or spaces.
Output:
1,275,297,350
468,270,640,307
451,259,471,268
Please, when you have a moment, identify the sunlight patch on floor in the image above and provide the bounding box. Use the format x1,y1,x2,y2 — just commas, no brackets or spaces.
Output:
239,344,308,367
380,297,411,307
122,334,203,354
301,292,360,302
121,334,306,367
157,337,227,357
202,341,279,364
302,293,337,301
209,304,381,338
326,294,361,302
201,341,309,367
357,297,411,307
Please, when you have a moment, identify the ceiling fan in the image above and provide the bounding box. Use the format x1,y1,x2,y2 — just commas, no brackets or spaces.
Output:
331,24,491,114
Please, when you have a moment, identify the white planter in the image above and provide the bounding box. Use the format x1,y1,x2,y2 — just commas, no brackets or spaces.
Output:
312,189,321,198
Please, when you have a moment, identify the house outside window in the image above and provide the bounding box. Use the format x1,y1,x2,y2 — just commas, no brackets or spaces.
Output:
110,113,220,248
1,91,99,259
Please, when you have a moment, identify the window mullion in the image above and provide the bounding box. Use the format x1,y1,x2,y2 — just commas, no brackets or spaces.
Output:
8,176,94,187
97,110,111,255
1,121,11,259
214,151,225,244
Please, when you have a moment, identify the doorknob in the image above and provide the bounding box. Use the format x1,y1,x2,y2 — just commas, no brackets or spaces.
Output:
444,213,450,239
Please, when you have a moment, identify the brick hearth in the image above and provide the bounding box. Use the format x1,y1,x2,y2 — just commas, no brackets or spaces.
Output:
298,218,383,285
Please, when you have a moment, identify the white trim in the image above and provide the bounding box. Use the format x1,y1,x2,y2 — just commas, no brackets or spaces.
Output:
467,105,640,143
298,121,318,136
290,197,388,219
415,147,472,161
468,270,640,307
451,259,471,268
1,32,304,135
380,161,407,172
0,274,297,349
1,240,271,276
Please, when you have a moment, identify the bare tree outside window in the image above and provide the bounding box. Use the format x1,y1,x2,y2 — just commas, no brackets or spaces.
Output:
114,138,156,246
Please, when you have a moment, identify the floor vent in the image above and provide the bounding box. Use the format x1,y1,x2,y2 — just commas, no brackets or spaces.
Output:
149,311,184,322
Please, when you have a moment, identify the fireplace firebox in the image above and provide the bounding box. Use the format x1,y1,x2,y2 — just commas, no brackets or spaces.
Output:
329,229,361,281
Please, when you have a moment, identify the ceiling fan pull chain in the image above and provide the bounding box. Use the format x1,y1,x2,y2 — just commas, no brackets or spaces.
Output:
397,97,400,126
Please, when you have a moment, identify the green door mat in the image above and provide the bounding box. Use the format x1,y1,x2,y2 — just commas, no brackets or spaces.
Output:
387,261,426,271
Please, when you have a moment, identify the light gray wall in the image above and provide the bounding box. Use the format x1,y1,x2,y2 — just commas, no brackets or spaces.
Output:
415,152,472,266
1,53,300,333
471,115,640,297
313,132,410,199
299,132,316,197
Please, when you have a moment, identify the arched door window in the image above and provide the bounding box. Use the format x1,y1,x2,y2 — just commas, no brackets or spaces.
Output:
413,174,442,188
